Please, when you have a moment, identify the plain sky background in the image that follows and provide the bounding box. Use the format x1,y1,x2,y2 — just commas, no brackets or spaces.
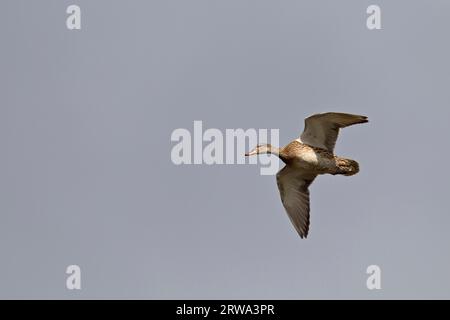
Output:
1,0,450,299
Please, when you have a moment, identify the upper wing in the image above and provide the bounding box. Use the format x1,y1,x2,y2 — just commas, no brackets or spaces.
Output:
276,166,317,239
300,112,368,152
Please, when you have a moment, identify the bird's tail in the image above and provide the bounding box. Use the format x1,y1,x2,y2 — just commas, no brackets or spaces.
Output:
335,157,360,176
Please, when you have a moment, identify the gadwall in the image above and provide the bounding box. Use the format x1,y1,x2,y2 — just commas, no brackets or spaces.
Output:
245,112,368,238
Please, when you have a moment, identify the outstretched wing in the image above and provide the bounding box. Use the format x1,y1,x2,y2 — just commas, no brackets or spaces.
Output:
300,112,368,152
276,166,317,239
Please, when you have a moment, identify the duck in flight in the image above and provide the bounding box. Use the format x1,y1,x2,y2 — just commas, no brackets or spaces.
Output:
245,112,368,239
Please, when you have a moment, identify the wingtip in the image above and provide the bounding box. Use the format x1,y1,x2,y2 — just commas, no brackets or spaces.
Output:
358,116,369,124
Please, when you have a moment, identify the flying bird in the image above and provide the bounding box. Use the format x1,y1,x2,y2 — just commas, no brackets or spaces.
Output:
245,112,368,239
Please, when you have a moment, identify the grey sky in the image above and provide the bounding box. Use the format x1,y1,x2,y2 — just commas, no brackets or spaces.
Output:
1,0,449,299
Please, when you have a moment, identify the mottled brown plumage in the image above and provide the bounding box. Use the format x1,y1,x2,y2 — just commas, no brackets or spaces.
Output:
280,141,359,176
245,112,368,239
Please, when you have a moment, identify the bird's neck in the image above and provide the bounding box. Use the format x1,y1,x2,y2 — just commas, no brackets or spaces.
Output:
267,146,289,163
267,145,281,157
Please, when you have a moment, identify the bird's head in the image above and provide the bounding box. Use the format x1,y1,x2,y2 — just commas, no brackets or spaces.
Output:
245,144,273,156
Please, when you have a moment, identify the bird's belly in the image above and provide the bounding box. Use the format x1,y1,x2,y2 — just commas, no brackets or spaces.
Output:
290,149,335,173
290,150,319,169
